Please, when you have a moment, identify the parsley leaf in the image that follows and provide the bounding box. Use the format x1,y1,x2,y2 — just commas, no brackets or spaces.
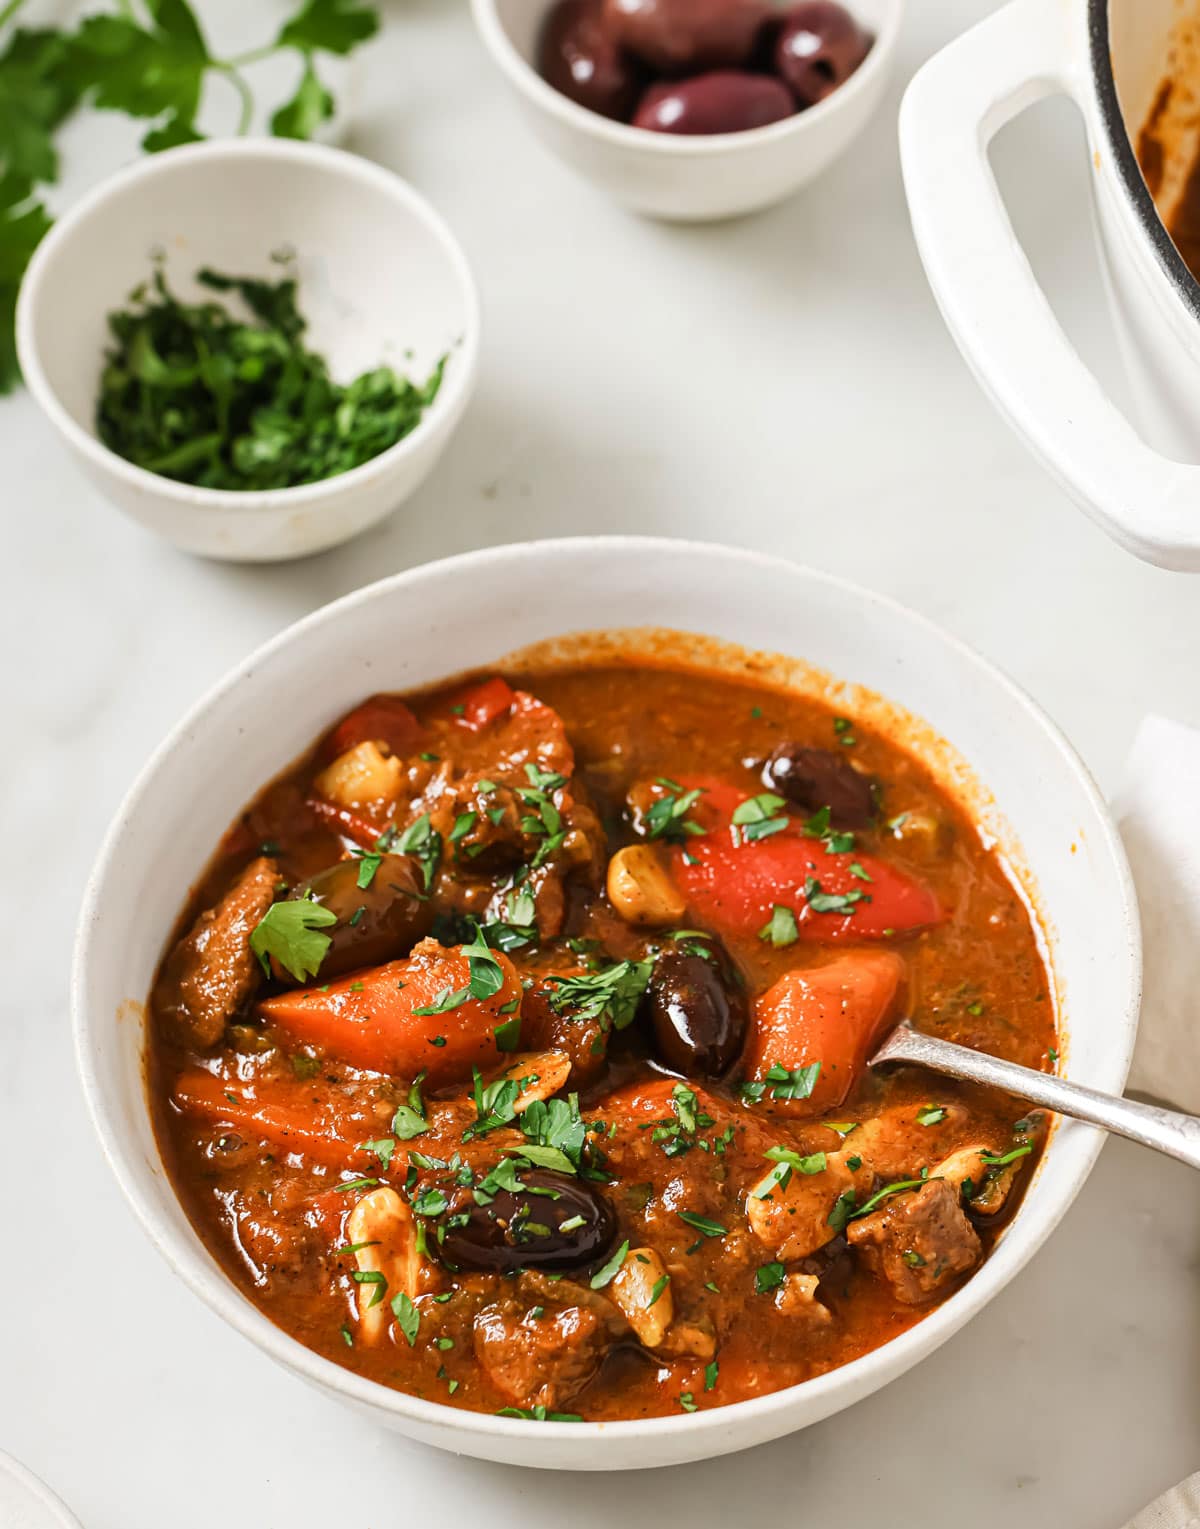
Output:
758,904,799,947
589,1238,630,1290
391,1074,427,1141
391,1289,419,1346
740,1062,821,1104
731,791,790,843
277,0,380,55
249,897,337,982
644,780,707,844
547,960,652,1032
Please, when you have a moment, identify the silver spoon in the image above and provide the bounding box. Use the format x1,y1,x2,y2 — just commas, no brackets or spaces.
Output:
870,1021,1200,1172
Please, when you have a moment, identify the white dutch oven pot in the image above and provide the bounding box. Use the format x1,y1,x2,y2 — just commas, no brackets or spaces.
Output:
901,0,1200,570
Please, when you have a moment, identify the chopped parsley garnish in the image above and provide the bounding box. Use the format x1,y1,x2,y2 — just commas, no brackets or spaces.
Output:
351,1269,387,1308
363,1137,395,1170
741,1061,821,1104
522,1094,587,1168
833,717,857,746
916,1105,947,1127
497,1407,583,1423
803,876,869,916
334,1176,380,1194
647,1083,715,1158
464,1066,535,1140
648,1274,670,1307
644,780,707,845
731,792,789,843
802,805,855,855
978,1143,1033,1168
493,1015,523,1052
704,1361,719,1391
449,810,478,844
391,1290,420,1346
589,1239,630,1291
758,904,799,948
678,1211,726,1238
355,852,383,889
391,1074,428,1141
547,960,653,1033
392,813,442,890
750,1146,828,1199
249,897,337,982
755,1261,786,1294
850,1174,932,1221
827,1189,857,1234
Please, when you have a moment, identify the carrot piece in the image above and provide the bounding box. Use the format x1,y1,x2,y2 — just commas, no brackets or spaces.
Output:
259,942,524,1083
745,951,905,1112
171,1070,383,1172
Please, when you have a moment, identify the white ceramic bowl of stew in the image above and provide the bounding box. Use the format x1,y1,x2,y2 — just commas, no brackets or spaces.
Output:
72,537,1140,1470
470,0,904,222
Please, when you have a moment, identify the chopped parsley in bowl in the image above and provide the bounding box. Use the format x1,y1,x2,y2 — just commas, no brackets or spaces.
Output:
97,258,446,492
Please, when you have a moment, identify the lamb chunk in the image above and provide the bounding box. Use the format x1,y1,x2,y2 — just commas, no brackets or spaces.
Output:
474,1301,608,1410
154,856,279,1049
846,1178,981,1304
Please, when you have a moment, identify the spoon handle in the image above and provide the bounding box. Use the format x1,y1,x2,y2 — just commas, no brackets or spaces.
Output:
872,1022,1200,1173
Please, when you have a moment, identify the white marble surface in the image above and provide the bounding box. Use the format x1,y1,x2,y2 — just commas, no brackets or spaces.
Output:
4,0,1200,1524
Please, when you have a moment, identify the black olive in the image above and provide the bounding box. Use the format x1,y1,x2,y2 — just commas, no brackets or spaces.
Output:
761,743,875,828
439,1170,618,1274
645,945,747,1077
283,854,434,984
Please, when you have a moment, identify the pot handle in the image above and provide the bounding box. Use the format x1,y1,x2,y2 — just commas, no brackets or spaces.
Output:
900,0,1200,570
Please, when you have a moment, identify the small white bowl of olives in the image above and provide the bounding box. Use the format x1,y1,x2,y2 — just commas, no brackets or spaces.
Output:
470,0,904,221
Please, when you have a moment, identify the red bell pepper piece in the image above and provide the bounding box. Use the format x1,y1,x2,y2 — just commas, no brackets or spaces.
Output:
305,795,385,850
452,676,516,730
668,779,940,942
745,951,905,1112
259,943,524,1084
323,695,427,762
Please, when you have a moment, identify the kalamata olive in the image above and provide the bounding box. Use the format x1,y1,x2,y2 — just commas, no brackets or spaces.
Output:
286,854,434,983
439,1170,618,1273
645,946,748,1076
538,0,643,121
634,71,793,135
774,2,871,108
761,743,875,827
604,0,768,73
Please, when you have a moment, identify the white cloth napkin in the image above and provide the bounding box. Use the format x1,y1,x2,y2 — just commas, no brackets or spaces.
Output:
1113,714,1200,1111
1122,1470,1200,1529
1113,717,1200,1529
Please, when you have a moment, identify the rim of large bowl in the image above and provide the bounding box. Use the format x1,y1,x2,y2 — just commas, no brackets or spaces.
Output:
72,535,1142,1454
15,138,481,512
469,0,905,156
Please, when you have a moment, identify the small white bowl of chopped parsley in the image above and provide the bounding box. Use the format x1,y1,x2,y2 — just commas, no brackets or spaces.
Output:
16,139,479,562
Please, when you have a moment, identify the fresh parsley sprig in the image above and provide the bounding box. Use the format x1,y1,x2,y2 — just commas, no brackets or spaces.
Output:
0,0,381,393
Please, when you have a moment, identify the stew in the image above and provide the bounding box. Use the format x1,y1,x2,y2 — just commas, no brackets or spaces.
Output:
148,656,1055,1422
